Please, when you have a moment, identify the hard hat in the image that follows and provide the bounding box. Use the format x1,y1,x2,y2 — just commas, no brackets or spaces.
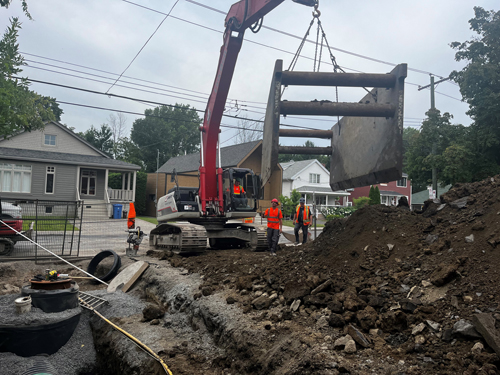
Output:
299,198,305,203
271,198,279,203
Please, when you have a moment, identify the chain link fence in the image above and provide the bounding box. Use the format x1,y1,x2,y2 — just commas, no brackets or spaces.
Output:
0,199,132,261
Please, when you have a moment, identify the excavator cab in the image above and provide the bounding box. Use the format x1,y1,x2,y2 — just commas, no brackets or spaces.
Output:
222,168,261,213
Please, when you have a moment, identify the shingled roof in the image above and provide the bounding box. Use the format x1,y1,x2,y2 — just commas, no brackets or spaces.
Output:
0,147,141,170
157,140,261,173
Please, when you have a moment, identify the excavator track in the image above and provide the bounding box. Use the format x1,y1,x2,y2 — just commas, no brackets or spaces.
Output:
240,224,268,252
149,223,207,255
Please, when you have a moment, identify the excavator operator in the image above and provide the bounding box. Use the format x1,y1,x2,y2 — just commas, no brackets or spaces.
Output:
233,179,247,208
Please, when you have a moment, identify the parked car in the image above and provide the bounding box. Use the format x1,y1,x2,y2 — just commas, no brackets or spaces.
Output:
0,202,23,237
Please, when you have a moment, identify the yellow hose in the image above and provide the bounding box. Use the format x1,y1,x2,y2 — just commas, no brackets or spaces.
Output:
80,298,173,375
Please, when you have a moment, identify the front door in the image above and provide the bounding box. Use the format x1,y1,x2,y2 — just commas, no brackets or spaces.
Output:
80,170,96,196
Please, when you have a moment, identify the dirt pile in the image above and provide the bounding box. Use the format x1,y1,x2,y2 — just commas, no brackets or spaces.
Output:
165,174,500,374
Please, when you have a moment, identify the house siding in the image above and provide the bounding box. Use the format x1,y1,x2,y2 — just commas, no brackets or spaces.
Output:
349,178,412,206
0,123,102,156
0,159,77,201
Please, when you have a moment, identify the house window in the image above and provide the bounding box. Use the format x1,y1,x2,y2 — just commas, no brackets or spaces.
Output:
45,206,53,214
397,177,407,188
381,196,388,205
44,134,56,146
315,195,326,205
0,164,31,193
46,166,55,194
80,170,97,196
309,173,320,184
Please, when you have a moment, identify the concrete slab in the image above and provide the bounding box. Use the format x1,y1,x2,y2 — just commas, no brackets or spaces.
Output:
107,261,149,293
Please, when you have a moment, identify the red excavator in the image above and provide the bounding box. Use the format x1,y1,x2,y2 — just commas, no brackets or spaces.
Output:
150,1,317,253
150,0,407,253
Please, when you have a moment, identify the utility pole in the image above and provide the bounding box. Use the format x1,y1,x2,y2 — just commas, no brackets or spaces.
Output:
418,75,450,199
155,149,159,209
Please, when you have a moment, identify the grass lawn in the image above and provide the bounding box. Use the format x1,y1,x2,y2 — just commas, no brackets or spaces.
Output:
282,220,325,228
23,217,79,231
138,216,158,225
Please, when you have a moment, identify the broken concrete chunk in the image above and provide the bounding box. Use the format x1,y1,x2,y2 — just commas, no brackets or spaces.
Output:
421,280,432,288
344,339,357,353
387,244,394,251
450,196,470,209
412,323,426,335
333,334,353,349
347,325,371,348
426,320,440,331
465,234,475,243
453,319,482,339
472,313,500,357
471,342,484,354
415,335,426,345
311,279,333,295
290,299,301,312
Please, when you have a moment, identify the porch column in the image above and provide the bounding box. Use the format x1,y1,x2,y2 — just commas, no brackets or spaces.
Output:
132,171,137,203
76,166,80,200
122,173,126,190
104,169,109,203
127,173,131,191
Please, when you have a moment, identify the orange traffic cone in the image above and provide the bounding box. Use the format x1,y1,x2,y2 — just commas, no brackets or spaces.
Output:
127,202,136,229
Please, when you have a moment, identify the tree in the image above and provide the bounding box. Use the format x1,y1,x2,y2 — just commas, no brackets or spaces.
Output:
0,18,61,138
278,140,330,170
80,124,113,155
233,116,262,144
405,109,468,192
116,137,144,168
108,112,127,158
368,186,375,205
450,7,500,173
0,0,31,19
374,186,381,205
131,104,201,172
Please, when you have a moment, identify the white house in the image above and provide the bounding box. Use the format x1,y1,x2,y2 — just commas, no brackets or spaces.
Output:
280,159,350,207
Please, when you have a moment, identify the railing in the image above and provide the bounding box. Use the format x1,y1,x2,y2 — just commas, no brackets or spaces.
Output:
107,188,134,201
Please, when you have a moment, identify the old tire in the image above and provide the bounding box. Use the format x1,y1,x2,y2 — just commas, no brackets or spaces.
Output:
87,250,121,282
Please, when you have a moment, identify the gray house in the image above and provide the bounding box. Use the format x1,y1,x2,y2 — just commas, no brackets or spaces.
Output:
0,121,140,216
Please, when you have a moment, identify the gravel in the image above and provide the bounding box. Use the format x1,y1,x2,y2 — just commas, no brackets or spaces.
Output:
0,289,145,375
0,294,81,326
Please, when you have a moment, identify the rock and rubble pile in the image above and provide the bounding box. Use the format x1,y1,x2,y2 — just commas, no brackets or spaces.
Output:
168,175,500,374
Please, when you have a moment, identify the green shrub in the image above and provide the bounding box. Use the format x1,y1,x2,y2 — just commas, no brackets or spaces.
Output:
353,196,370,209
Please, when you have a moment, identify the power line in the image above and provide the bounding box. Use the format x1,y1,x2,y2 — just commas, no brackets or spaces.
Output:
145,0,454,80
106,0,180,94
23,56,463,121
15,75,332,131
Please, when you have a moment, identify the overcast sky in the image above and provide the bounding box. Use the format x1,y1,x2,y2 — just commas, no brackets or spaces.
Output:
3,0,498,148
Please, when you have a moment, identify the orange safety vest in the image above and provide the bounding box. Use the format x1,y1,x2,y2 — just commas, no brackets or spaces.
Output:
233,185,245,195
296,205,311,226
264,207,282,230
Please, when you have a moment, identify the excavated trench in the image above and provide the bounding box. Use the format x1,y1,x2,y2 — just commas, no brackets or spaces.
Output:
87,257,347,375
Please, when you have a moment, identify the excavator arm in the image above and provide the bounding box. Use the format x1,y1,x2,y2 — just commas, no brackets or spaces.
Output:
199,0,315,215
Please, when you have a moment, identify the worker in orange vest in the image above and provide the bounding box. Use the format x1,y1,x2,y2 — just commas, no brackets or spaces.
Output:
233,179,247,208
293,197,311,244
262,198,283,256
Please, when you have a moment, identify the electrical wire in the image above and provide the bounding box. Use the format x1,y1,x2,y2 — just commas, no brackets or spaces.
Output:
106,0,180,94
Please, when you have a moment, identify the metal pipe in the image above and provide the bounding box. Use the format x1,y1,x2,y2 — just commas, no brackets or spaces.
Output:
200,131,204,167
278,146,332,155
279,129,333,139
282,71,397,88
280,101,396,117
